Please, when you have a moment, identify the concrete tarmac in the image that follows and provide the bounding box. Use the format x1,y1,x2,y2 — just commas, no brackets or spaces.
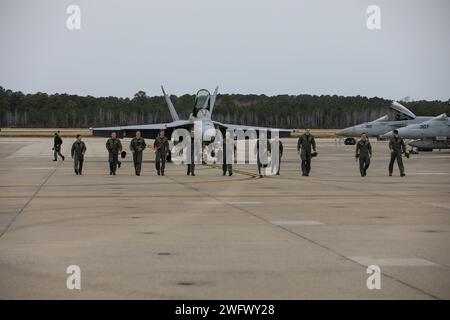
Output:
0,137,449,299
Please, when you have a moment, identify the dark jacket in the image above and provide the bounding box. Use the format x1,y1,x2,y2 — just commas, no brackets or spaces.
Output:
54,135,63,149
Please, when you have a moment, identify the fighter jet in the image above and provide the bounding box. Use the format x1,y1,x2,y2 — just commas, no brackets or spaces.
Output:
91,86,293,140
383,113,449,151
335,102,432,145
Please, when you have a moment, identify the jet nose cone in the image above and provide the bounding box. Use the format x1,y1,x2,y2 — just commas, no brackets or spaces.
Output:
382,131,394,138
203,127,217,142
336,127,354,136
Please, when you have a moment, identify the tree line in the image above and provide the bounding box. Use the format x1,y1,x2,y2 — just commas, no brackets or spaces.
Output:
1,87,449,129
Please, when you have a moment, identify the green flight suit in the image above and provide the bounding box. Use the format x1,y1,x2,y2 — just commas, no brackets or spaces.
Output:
276,140,283,175
297,134,316,176
130,137,146,176
71,140,86,175
106,138,122,175
187,137,196,176
255,139,269,177
389,137,406,175
355,140,372,176
154,136,169,175
221,139,233,176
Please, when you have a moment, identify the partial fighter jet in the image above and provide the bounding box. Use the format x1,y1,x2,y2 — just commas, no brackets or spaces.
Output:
91,86,293,140
335,102,432,145
383,113,449,151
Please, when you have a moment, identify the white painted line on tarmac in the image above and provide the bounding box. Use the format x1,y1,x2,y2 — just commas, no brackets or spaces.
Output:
350,256,438,267
414,173,450,175
423,156,450,159
427,202,450,210
271,220,324,226
183,201,262,205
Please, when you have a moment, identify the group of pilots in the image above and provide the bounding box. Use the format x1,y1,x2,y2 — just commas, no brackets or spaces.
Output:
52,128,409,177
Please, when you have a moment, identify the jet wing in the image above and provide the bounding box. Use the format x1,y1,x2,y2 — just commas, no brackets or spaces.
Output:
91,120,193,138
214,121,294,137
120,120,193,130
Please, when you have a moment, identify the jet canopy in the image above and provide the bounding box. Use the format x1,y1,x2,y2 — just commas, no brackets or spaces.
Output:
390,101,416,120
195,89,211,110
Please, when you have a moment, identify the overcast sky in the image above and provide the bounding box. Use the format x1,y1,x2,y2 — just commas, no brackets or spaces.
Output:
1,0,449,100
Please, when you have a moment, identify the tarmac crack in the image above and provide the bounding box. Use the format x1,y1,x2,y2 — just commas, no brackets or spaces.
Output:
0,161,62,239
166,167,442,300
290,177,444,299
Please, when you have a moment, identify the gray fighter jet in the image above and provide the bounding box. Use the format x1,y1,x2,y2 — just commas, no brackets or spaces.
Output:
383,113,449,151
336,102,432,145
91,86,293,140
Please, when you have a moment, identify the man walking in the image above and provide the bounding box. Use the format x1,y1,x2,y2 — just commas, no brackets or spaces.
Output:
355,133,372,177
53,131,65,161
275,138,283,175
297,129,316,176
187,130,196,176
106,132,122,175
71,134,86,175
154,129,169,176
130,130,146,176
222,131,233,176
255,132,269,178
389,129,408,177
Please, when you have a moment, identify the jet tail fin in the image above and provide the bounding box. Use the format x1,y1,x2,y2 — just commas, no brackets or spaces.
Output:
209,86,219,115
161,86,180,121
